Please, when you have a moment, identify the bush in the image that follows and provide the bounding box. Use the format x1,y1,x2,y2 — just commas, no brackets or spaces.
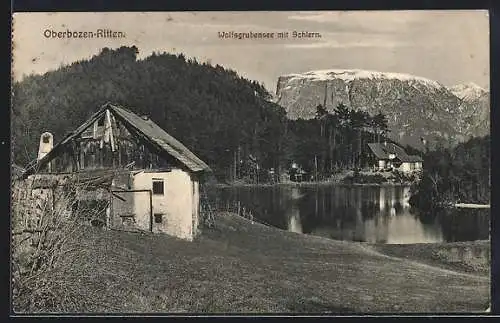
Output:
341,173,386,184
392,170,421,184
11,176,108,313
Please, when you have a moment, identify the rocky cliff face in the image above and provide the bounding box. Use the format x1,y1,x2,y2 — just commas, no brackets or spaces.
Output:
449,82,487,102
451,84,490,141
276,69,489,149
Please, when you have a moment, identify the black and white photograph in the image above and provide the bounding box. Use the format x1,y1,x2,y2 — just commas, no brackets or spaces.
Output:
10,10,491,314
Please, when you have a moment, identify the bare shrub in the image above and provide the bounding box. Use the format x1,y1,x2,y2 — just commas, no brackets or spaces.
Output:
199,187,216,229
11,175,109,313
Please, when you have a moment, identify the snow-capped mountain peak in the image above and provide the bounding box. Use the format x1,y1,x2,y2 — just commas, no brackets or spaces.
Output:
282,69,446,91
276,68,490,147
448,82,487,101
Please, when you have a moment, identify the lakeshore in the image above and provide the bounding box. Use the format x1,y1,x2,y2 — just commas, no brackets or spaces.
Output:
454,203,490,209
211,182,411,188
14,212,490,313
208,169,420,188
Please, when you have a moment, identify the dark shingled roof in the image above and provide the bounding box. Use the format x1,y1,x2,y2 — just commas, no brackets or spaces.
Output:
23,103,210,177
367,142,423,163
110,104,210,172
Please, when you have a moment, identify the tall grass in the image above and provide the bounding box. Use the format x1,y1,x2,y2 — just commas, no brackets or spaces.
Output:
11,175,108,313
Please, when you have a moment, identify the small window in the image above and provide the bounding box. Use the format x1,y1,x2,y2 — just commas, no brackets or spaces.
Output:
154,213,163,224
42,135,50,143
97,117,105,126
152,179,164,195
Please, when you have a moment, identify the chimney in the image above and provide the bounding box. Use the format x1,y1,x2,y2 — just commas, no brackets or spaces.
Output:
38,132,54,172
38,132,54,160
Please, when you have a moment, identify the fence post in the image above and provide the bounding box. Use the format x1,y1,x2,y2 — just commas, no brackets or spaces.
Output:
106,191,112,230
149,190,153,232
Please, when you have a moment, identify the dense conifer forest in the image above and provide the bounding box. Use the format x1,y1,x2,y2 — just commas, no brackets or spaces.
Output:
410,135,490,208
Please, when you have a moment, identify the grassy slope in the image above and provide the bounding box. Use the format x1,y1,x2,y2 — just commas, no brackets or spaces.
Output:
372,240,490,275
24,212,489,314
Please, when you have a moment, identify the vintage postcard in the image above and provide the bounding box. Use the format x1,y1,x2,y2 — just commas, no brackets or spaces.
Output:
11,11,490,314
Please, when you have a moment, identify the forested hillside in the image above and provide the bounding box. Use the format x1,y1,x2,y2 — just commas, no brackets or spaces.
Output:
12,46,287,181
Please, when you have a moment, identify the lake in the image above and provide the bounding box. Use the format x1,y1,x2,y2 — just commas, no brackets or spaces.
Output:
207,185,490,244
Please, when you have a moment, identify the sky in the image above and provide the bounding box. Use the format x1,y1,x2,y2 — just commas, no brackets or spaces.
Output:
12,10,490,93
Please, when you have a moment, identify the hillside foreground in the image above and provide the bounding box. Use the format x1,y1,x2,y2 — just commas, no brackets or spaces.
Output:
13,212,490,314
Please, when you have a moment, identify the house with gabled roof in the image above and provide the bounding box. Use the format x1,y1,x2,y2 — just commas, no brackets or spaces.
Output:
367,142,423,173
22,103,211,240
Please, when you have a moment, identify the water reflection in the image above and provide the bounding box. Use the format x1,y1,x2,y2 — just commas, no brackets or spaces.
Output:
210,185,490,244
287,187,303,233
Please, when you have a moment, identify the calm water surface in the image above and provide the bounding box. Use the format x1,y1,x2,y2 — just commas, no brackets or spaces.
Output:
209,185,490,244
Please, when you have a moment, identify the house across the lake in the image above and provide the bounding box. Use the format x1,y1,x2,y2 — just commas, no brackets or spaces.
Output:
366,142,423,173
288,162,308,182
21,103,211,241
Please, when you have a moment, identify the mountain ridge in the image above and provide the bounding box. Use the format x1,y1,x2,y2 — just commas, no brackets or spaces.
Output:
279,69,446,91
276,69,490,149
448,82,488,102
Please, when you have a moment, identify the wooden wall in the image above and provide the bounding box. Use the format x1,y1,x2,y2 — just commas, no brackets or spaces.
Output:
43,116,176,174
